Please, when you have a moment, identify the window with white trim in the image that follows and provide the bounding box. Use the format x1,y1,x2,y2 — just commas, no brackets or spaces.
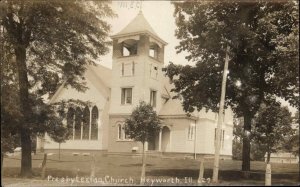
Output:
121,88,132,105
117,123,130,140
188,124,195,140
150,90,157,107
66,106,98,140
150,64,158,79
121,62,135,77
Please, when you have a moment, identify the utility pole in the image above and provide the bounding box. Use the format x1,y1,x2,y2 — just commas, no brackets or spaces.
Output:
212,45,230,183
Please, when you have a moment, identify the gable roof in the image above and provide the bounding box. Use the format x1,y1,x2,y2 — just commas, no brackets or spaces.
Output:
48,63,112,104
111,11,167,45
159,76,196,118
87,63,112,88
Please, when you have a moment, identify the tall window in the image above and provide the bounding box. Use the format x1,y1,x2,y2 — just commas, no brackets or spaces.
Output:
214,128,225,148
67,108,75,139
82,106,90,140
150,90,157,107
74,107,82,140
188,124,195,140
91,106,99,140
118,124,122,140
121,88,132,105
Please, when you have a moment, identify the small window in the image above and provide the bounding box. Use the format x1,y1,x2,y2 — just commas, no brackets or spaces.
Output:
150,64,158,79
121,62,135,76
149,44,158,59
150,90,157,107
121,88,132,105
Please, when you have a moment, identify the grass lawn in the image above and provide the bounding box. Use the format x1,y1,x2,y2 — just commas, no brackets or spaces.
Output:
2,152,299,186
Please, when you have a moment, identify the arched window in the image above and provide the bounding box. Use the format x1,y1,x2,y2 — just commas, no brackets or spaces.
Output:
74,107,82,140
67,108,75,139
82,106,90,140
117,123,130,140
91,106,98,140
118,124,122,140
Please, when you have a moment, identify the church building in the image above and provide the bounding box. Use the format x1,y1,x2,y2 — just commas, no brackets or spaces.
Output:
37,12,234,158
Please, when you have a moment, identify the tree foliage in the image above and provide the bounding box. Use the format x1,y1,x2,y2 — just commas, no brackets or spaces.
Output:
232,118,267,161
125,101,161,144
252,99,293,163
1,0,114,176
125,101,161,184
166,0,299,171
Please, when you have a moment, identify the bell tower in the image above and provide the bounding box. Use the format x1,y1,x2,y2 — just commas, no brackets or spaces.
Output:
109,11,167,116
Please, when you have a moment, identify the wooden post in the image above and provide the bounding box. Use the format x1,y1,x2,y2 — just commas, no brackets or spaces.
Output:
212,45,230,183
90,154,96,178
197,158,205,184
265,163,271,186
41,153,47,179
58,143,61,161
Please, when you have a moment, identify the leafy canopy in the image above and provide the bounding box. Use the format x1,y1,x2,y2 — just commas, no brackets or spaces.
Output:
165,1,299,117
125,101,161,144
1,0,115,95
252,99,293,155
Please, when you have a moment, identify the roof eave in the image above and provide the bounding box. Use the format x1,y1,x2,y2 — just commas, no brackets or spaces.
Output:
111,31,168,46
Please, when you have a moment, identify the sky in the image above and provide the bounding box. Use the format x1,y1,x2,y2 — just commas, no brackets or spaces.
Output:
97,1,297,115
98,0,188,68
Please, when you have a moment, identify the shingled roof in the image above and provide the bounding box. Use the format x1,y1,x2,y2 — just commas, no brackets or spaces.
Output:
111,11,167,45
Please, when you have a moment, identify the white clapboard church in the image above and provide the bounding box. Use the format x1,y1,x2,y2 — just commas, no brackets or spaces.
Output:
37,12,234,158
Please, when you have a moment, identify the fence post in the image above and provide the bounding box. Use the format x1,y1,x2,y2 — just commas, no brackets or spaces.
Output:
197,157,205,184
265,163,271,186
41,153,47,179
90,154,96,178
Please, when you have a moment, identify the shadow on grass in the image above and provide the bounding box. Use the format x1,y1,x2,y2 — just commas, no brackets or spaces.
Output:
147,168,300,181
2,167,90,178
120,163,154,167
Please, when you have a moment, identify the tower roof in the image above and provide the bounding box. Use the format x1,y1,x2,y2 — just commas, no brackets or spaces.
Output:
111,11,167,45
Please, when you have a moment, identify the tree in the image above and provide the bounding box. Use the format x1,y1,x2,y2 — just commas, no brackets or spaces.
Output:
281,111,299,158
47,118,70,160
232,118,243,160
124,101,161,184
165,0,299,171
252,100,293,163
232,118,267,161
1,0,114,176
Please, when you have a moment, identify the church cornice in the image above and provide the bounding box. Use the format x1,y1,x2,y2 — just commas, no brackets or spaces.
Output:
111,31,168,46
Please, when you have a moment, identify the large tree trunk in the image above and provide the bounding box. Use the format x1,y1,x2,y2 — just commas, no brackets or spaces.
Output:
242,114,252,172
15,45,32,177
